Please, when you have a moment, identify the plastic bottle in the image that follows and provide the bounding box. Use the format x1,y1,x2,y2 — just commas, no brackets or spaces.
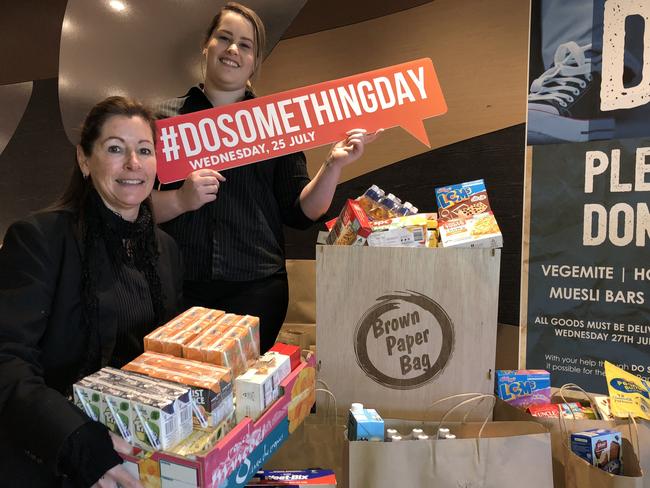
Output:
356,185,385,215
445,434,457,440
390,435,403,442
395,201,419,216
416,434,430,440
438,427,450,439
369,193,401,220
410,428,424,439
385,428,399,440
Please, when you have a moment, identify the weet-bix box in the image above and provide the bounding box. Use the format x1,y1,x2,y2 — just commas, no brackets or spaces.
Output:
247,469,337,487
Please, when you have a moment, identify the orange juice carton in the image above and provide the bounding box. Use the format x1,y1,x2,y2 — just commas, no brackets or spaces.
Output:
234,314,261,362
235,351,292,422
205,337,248,378
571,429,622,474
326,199,372,245
144,307,213,351
496,370,551,409
123,357,234,428
347,402,384,441
144,308,225,356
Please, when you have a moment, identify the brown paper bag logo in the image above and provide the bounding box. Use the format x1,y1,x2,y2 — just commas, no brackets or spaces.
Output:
354,291,454,389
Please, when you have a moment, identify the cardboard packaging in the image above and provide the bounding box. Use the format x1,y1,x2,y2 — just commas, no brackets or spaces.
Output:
571,428,622,474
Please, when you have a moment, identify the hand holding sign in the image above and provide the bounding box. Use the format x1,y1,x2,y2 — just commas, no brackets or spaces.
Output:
177,169,226,211
156,58,447,184
325,128,384,170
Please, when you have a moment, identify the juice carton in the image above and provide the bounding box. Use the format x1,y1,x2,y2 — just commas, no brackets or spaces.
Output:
571,429,622,474
123,357,234,428
496,370,551,409
347,403,384,441
235,351,292,422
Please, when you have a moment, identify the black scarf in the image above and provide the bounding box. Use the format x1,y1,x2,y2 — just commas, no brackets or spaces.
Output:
79,190,164,377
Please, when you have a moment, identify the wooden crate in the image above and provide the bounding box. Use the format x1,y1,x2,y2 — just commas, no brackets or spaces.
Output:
316,246,500,420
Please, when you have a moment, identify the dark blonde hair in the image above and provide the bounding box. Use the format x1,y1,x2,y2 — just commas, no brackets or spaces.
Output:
203,2,267,83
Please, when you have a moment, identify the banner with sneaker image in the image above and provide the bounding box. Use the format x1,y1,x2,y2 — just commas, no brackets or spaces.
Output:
522,0,650,393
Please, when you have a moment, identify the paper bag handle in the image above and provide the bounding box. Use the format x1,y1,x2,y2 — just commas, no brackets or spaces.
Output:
436,394,496,440
559,408,642,463
430,394,496,469
315,379,339,425
558,383,598,419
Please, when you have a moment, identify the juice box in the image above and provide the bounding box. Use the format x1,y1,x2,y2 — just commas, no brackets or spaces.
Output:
235,351,292,422
123,357,233,428
94,368,193,443
347,404,384,441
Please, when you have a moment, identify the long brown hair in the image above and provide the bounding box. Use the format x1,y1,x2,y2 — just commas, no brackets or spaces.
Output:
203,2,267,85
50,96,157,214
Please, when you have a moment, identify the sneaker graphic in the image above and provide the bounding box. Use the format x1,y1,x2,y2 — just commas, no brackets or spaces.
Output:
527,41,615,144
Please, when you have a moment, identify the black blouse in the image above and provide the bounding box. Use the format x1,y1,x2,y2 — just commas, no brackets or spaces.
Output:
156,87,316,282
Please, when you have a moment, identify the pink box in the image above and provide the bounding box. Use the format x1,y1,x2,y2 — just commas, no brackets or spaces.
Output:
121,354,317,488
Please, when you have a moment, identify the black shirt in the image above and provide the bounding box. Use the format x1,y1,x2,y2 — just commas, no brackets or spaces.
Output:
156,87,315,281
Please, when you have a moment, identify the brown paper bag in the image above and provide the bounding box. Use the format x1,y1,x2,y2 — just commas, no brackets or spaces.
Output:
564,427,643,487
263,386,347,479
494,385,649,487
346,394,553,488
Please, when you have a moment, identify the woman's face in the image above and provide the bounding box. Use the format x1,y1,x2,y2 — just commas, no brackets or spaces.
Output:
77,115,156,221
204,11,256,91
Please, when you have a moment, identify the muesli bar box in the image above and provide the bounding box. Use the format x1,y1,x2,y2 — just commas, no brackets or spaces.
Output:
120,354,317,488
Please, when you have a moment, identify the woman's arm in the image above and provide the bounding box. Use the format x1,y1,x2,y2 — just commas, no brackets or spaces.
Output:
0,217,124,485
151,169,226,223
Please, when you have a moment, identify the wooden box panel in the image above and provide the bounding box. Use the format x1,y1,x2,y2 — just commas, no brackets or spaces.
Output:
316,246,500,420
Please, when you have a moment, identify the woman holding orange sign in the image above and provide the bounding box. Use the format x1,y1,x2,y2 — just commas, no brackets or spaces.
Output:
152,2,378,352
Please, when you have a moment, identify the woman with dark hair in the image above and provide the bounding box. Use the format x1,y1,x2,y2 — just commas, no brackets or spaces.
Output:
153,2,378,352
0,96,182,487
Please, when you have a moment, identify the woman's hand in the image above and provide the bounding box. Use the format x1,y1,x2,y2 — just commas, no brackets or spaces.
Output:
325,128,382,171
90,433,143,488
91,464,143,488
177,169,226,212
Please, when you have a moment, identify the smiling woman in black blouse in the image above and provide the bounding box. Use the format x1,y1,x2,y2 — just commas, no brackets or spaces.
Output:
0,97,182,487
153,2,378,352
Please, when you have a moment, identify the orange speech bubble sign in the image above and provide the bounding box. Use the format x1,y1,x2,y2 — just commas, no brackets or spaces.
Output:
156,58,446,183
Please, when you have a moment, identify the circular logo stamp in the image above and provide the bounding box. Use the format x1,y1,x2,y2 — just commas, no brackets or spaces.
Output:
354,291,454,390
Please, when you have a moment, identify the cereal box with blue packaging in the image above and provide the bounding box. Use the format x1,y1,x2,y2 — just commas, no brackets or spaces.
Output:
571,428,622,474
496,370,551,409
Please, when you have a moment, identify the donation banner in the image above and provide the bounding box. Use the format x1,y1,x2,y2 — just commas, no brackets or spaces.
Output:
155,58,447,184
523,0,650,392
526,138,650,393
